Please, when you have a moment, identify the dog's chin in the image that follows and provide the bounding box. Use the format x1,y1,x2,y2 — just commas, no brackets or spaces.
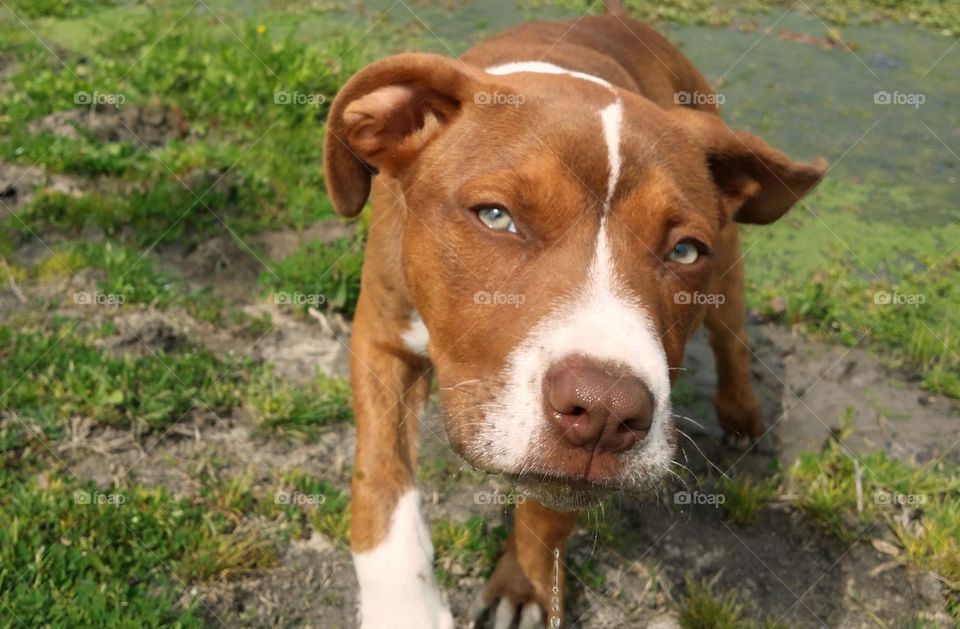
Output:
510,475,613,511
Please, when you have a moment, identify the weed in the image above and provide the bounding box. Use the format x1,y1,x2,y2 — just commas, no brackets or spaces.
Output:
0,323,243,437
243,367,352,440
432,516,507,586
719,475,779,526
260,237,365,317
788,413,960,615
678,575,748,629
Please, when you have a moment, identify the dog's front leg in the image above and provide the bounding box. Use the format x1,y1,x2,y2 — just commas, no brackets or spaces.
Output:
349,299,452,629
478,500,578,628
704,226,764,439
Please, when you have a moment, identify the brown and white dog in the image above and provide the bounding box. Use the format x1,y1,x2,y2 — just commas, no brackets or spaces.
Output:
323,2,826,626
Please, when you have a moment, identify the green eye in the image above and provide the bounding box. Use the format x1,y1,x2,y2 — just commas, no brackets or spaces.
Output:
668,241,700,264
476,206,517,233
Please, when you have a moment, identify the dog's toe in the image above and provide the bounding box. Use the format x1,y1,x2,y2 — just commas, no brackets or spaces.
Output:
472,596,547,629
721,432,754,451
518,602,545,629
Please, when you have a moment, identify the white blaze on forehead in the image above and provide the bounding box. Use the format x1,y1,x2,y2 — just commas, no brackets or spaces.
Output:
485,61,612,88
353,490,453,628
484,61,623,210
599,100,623,213
471,63,674,481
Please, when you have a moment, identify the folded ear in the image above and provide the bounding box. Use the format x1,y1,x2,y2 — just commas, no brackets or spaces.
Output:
673,108,827,225
323,53,482,217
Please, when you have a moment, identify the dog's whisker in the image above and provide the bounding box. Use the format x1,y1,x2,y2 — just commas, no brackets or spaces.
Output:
676,428,731,480
438,379,483,390
672,413,705,430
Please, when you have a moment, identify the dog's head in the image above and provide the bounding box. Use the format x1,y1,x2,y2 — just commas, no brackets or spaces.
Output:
325,53,825,509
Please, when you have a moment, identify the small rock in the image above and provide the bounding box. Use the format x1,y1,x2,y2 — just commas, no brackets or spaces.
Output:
917,571,942,603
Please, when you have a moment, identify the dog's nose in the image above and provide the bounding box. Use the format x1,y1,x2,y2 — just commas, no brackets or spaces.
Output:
544,357,653,453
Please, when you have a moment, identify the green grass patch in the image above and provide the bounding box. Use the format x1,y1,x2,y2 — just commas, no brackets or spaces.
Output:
5,0,118,19
0,469,280,627
750,252,960,399
0,323,243,441
719,474,779,526
260,237,365,317
0,2,367,242
677,575,748,629
416,454,485,493
270,469,351,546
788,412,960,615
431,516,507,586
677,574,787,629
243,367,352,440
552,0,960,33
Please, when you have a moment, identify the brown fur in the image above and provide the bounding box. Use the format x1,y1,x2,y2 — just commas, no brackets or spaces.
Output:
324,8,826,624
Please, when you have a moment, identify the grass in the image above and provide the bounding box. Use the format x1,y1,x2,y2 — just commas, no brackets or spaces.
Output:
788,412,960,616
0,322,242,438
260,237,366,318
431,516,508,587
552,0,960,33
677,575,748,629
719,474,779,526
243,367,352,440
270,469,351,546
0,462,352,627
748,246,960,398
0,469,280,628
677,574,788,629
0,320,353,450
0,0,366,246
1,0,958,624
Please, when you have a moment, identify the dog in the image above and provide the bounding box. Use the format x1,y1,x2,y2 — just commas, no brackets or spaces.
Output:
323,1,826,626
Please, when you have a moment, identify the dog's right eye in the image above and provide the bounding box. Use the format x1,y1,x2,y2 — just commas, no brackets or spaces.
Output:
476,206,517,233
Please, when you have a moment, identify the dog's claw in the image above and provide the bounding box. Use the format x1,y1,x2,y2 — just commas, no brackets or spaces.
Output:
721,432,754,451
518,602,544,629
473,597,547,629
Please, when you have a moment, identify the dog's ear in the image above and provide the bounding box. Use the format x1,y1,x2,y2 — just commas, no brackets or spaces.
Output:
673,108,827,225
324,53,482,217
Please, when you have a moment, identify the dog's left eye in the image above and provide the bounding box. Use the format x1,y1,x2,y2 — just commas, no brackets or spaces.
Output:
668,241,700,264
476,206,517,233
